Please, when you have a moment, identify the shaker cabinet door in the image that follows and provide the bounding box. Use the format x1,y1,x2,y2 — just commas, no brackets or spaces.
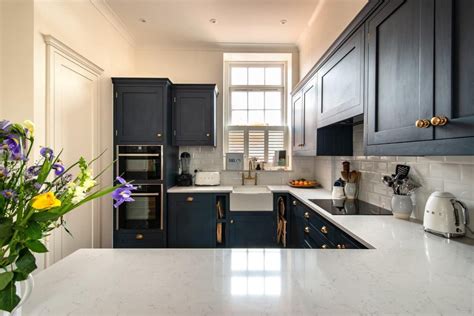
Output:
317,27,364,127
366,0,434,145
292,92,304,152
434,0,474,140
115,86,165,143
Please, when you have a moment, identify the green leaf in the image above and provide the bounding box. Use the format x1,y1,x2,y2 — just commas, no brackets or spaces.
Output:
25,222,42,239
0,272,13,291
15,249,37,275
0,218,13,247
25,240,48,253
0,282,20,312
30,211,61,222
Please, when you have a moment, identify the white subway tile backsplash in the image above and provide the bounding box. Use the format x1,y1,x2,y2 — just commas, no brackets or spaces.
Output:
429,163,461,180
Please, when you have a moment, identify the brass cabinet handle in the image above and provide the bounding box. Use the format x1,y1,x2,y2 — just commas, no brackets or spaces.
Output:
230,219,234,224
206,133,210,137
321,244,329,249
415,119,431,128
304,212,310,219
135,233,144,240
304,226,310,233
292,200,297,206
186,196,194,202
157,133,162,137
430,116,448,126
320,226,328,234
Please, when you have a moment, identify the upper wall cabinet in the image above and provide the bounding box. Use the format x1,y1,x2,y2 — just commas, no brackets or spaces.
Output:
292,77,317,156
317,26,364,127
365,0,474,155
172,84,218,146
113,78,171,144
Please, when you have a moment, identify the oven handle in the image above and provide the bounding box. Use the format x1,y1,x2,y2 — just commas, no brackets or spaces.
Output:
117,153,161,157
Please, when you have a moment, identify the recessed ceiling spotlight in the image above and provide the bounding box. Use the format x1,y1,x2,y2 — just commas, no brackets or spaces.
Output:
280,19,288,25
139,18,147,23
209,18,217,24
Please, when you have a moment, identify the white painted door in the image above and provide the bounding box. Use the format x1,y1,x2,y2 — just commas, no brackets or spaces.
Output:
44,36,103,265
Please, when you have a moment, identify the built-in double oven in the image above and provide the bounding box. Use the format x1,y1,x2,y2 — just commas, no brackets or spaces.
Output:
116,145,163,232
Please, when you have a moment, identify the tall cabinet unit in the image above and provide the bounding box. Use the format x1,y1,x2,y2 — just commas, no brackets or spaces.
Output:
292,78,317,156
112,78,178,248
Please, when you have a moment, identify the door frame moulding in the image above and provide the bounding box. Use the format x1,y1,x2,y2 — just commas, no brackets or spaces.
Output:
43,34,104,266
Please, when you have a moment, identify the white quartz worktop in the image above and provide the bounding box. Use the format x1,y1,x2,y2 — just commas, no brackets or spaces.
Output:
167,185,233,193
24,185,474,315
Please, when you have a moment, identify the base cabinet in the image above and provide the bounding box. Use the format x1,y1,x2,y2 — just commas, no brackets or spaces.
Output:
228,212,276,248
168,194,215,248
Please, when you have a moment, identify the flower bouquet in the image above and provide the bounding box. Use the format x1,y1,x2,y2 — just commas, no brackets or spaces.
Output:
0,120,135,313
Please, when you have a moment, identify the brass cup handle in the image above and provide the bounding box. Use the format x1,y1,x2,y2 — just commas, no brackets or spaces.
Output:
135,233,144,240
337,244,346,249
321,244,328,249
186,197,194,202
320,226,328,234
304,212,310,219
304,226,310,233
430,116,448,126
415,119,431,128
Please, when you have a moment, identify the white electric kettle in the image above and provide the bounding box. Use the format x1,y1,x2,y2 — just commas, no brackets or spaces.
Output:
423,191,469,238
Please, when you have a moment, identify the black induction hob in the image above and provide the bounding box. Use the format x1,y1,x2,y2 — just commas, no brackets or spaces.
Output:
309,199,392,216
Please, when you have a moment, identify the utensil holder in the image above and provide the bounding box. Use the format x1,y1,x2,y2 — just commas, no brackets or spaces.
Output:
344,183,357,199
391,194,413,219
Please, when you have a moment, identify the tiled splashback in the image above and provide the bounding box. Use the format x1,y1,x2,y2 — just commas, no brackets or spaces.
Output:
178,146,315,185
314,124,474,237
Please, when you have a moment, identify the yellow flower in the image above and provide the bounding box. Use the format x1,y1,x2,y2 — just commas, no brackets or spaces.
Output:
31,192,61,210
23,120,35,137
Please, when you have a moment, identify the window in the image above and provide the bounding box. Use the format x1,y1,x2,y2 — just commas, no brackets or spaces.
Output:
224,62,288,168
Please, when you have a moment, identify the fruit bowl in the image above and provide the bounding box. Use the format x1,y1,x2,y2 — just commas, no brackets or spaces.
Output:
288,179,319,188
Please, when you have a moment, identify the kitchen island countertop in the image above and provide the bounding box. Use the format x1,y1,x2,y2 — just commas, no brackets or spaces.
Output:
24,185,474,315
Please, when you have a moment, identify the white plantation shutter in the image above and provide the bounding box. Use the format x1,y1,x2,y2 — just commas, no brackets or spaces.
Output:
267,130,285,164
248,130,265,161
228,130,245,153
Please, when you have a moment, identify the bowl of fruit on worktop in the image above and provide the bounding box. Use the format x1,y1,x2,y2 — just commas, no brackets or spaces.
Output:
289,179,319,188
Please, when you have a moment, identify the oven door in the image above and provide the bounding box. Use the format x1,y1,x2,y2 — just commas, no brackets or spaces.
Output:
116,184,162,230
117,145,162,181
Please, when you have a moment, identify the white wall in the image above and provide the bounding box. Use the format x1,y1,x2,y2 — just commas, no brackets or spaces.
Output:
0,0,35,121
297,0,367,79
33,0,135,249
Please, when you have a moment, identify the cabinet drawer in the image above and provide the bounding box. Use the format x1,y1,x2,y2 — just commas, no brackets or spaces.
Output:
303,222,334,249
303,208,337,241
114,230,164,248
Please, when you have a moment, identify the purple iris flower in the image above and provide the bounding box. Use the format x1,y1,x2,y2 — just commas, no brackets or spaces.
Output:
33,183,43,191
1,189,16,199
26,165,41,178
53,163,65,176
0,166,9,178
116,176,137,190
3,135,21,156
40,147,54,160
0,120,11,131
112,187,134,208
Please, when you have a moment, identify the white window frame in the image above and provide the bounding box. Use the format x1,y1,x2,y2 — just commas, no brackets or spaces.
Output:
224,61,289,169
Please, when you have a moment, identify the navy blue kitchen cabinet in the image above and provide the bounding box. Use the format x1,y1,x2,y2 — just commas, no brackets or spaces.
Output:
289,198,306,248
172,84,218,146
317,26,364,128
228,212,276,248
113,78,172,144
365,0,474,155
168,194,215,248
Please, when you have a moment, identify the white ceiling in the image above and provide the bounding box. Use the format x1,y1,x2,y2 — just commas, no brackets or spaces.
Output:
105,0,321,47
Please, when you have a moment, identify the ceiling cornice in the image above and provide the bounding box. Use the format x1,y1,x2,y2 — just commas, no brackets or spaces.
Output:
137,42,299,52
89,0,135,46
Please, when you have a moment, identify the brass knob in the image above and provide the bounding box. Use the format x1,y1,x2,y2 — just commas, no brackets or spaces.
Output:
337,244,346,249
186,197,194,202
135,233,144,240
415,119,431,128
320,226,328,234
157,133,162,137
206,133,210,137
304,226,310,233
292,200,297,206
321,244,328,249
230,219,234,224
430,116,448,126
304,212,310,219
